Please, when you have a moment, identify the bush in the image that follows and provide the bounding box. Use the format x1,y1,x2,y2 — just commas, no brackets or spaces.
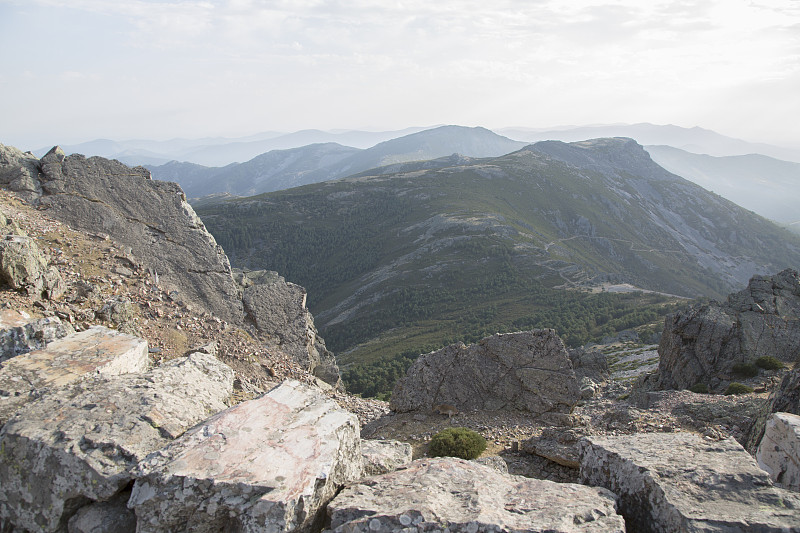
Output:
731,362,759,378
428,427,487,460
755,356,784,371
689,383,709,394
724,382,754,395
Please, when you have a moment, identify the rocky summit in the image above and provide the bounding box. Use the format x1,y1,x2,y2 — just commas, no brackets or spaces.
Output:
656,268,800,392
0,141,799,533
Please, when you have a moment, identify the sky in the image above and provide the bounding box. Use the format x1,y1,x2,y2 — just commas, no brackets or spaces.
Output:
1,0,799,150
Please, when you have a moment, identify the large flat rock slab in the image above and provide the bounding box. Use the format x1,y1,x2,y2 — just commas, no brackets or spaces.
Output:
391,330,580,416
757,412,800,491
326,457,625,532
130,380,363,533
0,325,148,423
579,432,800,532
0,352,233,532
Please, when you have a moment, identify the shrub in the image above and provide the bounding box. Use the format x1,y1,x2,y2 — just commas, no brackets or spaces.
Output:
689,383,709,394
724,382,754,395
731,362,759,378
755,356,784,371
428,427,487,460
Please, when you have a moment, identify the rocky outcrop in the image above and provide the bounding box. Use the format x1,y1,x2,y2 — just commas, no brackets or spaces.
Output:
747,368,800,453
0,234,65,299
361,439,413,476
0,351,233,532
757,412,800,491
0,144,42,201
522,426,587,469
0,144,341,384
0,309,73,362
391,330,580,417
239,270,340,385
579,432,800,532
657,269,800,392
21,145,244,323
325,457,625,532
569,347,610,382
130,380,362,533
0,325,148,424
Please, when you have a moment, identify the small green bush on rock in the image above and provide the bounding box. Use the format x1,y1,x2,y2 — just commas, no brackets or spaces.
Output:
689,383,709,394
724,382,754,395
731,362,759,378
428,427,487,460
755,356,784,371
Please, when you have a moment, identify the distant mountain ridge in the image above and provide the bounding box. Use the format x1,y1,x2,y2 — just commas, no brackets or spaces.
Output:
196,137,800,368
147,126,525,198
645,145,800,229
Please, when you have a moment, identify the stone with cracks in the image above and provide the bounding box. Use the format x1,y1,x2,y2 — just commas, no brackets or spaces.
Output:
129,380,363,533
0,309,73,363
523,426,587,469
391,330,579,416
0,326,148,424
746,368,800,454
0,234,65,299
579,432,800,533
361,439,413,477
0,351,233,532
239,270,340,385
757,412,800,491
67,490,136,533
31,146,243,323
325,457,624,533
657,269,800,393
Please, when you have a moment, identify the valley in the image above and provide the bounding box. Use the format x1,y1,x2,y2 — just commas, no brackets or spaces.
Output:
196,137,800,397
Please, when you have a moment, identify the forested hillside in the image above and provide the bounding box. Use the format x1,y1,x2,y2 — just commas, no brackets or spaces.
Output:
197,138,800,397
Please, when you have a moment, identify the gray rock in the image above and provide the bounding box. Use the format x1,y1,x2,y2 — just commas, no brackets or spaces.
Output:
657,269,800,392
472,455,509,474
522,426,586,469
130,380,362,533
757,412,800,491
391,330,580,416
326,457,624,533
0,309,73,363
240,270,339,385
31,147,243,323
67,490,136,533
746,368,800,453
362,439,413,476
569,347,610,382
579,432,800,533
0,326,149,424
0,234,64,299
0,144,43,201
0,351,233,532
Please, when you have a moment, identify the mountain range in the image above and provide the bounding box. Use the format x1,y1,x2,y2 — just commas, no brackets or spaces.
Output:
195,138,800,372
147,126,526,198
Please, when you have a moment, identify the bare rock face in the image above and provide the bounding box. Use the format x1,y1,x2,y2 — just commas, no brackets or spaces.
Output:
239,270,340,385
30,146,243,323
0,309,73,363
522,426,587,469
390,330,579,416
361,439,413,477
657,269,800,392
746,368,800,453
0,351,233,532
757,412,800,491
579,432,800,533
0,325,148,424
325,457,625,533
0,234,65,299
67,490,136,533
129,380,362,533
0,144,43,201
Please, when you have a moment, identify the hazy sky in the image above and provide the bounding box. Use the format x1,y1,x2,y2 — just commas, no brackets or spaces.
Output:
2,0,799,150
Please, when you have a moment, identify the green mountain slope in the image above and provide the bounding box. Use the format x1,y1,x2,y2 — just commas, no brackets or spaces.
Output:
197,138,800,393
